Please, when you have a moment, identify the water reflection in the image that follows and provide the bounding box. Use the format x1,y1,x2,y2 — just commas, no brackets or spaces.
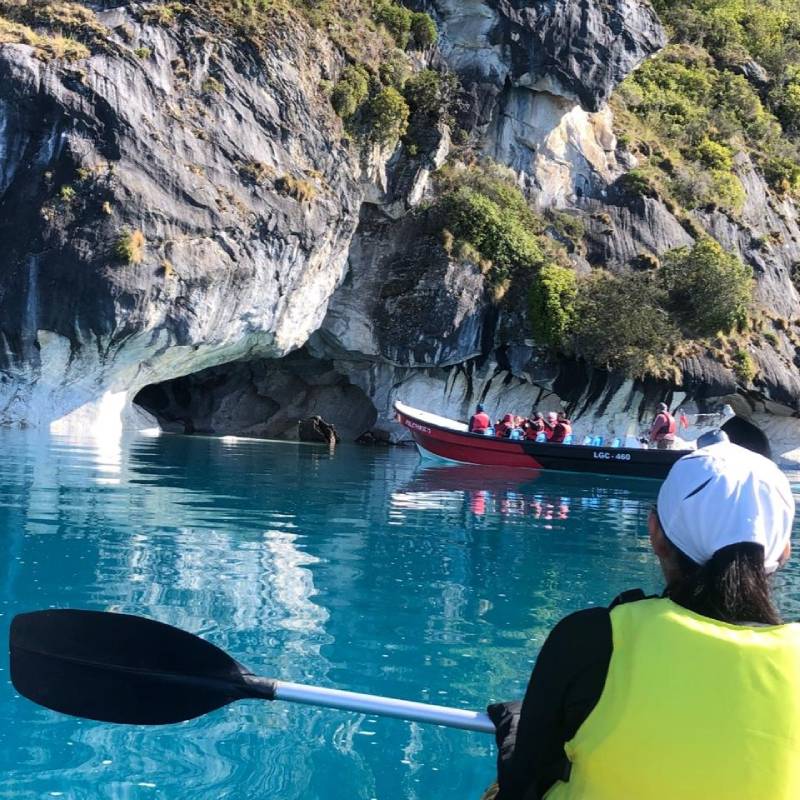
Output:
398,463,656,530
0,433,798,800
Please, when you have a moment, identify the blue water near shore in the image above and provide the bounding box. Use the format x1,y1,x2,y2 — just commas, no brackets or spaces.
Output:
1,432,799,800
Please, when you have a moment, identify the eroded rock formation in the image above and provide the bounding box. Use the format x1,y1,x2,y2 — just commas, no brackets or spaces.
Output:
0,6,364,434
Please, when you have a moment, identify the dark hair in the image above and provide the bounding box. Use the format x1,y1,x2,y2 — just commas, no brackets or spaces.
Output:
666,539,782,626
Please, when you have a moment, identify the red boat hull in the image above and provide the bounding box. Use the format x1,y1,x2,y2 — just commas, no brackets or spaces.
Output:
402,416,542,469
395,403,686,479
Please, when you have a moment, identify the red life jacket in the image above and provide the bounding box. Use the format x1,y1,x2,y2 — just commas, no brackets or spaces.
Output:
551,420,572,444
469,412,490,433
524,422,542,440
654,412,676,440
495,423,511,438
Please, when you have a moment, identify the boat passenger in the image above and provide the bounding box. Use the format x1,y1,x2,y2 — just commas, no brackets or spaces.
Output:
495,414,515,438
487,441,799,800
469,403,491,434
524,412,546,441
550,413,572,444
542,412,559,440
649,402,676,449
509,416,526,440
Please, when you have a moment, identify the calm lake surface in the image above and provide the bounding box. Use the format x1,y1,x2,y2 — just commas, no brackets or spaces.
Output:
2,432,799,800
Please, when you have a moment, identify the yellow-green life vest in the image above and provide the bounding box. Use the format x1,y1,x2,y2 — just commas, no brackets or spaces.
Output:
545,597,800,800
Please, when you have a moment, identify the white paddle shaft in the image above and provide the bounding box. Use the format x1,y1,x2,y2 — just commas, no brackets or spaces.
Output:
274,680,495,734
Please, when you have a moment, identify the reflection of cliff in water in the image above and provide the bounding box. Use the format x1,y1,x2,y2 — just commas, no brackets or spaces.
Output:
0,432,350,799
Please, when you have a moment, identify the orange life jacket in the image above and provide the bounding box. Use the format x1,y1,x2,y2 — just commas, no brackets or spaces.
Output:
469,412,490,432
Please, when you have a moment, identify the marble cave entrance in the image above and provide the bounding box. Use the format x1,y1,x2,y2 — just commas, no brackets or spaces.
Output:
133,348,378,442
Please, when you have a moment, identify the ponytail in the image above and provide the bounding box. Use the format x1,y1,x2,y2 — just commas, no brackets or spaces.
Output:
667,541,782,626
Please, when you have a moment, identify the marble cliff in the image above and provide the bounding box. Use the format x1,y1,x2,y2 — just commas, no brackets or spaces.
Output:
1,1,799,459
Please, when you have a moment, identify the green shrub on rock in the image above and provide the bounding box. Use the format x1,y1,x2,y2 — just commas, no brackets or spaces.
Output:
694,138,734,170
404,69,446,117
668,162,744,212
366,86,410,145
620,169,659,198
528,264,578,347
410,11,437,49
661,238,752,337
707,169,746,212
572,271,679,378
378,50,411,90
770,69,800,134
373,2,437,51
442,186,544,280
402,68,457,148
439,162,536,225
331,64,370,119
373,1,413,48
761,154,800,195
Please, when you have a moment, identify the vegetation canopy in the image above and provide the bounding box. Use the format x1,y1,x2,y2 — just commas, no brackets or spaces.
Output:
615,0,800,201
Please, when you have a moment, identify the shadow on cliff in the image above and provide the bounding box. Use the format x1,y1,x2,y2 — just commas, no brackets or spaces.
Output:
133,347,378,442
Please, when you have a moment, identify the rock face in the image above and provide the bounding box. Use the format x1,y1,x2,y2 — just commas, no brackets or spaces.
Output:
424,0,665,110
0,7,363,435
3,1,800,461
422,0,665,207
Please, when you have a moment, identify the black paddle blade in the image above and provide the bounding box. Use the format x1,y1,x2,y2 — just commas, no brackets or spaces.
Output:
10,610,275,725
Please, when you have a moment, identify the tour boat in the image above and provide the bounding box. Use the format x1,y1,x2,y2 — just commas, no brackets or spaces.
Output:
394,401,691,479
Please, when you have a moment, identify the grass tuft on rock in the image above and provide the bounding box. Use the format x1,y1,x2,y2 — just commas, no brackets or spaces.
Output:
0,1,106,58
115,230,146,265
732,348,756,384
276,174,317,203
0,15,89,60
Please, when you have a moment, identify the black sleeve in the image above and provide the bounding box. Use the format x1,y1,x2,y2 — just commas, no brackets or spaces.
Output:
493,607,613,800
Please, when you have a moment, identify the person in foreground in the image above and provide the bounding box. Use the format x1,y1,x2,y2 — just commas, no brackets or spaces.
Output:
487,440,799,800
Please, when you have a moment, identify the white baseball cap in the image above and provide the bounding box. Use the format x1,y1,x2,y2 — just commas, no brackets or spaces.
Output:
656,441,795,573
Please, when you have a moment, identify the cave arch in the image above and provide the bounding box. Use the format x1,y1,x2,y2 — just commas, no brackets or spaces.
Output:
722,417,771,459
133,348,378,441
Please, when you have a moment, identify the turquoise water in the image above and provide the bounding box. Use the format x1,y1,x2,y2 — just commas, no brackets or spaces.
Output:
2,432,799,800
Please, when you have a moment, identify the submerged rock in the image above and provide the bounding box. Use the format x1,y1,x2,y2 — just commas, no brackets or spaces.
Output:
298,416,340,446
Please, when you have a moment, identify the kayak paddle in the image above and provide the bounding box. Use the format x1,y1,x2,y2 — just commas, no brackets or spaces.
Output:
9,609,495,734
